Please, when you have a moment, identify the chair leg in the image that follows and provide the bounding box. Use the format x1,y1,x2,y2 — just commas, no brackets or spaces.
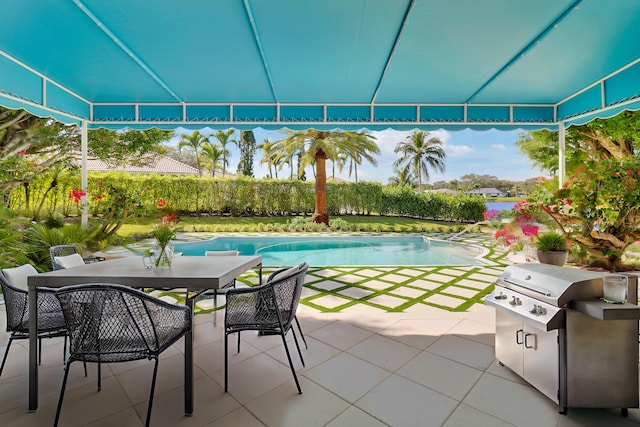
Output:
54,359,73,427
97,361,102,391
62,335,67,365
280,331,302,394
0,337,14,378
145,358,159,427
224,332,229,392
237,331,241,353
290,328,305,367
38,337,42,365
294,316,308,349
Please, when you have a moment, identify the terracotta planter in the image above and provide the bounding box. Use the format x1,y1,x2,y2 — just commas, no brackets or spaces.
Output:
536,250,568,266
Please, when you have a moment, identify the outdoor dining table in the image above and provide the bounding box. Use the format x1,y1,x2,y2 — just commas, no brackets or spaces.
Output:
26,255,263,416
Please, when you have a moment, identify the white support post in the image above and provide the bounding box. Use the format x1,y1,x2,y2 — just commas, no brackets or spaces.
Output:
558,121,566,189
81,120,88,228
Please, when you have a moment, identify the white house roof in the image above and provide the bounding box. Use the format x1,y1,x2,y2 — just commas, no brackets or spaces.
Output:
86,155,199,175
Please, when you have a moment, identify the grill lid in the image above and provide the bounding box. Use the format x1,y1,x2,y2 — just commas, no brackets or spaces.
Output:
496,264,603,306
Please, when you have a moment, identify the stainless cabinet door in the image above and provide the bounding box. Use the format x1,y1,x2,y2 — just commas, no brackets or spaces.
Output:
523,324,559,404
495,309,524,377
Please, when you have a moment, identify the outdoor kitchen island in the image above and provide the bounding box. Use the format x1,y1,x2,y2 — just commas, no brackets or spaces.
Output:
486,264,640,415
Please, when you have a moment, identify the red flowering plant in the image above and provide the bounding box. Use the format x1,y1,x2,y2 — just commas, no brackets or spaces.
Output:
67,187,87,216
524,156,640,271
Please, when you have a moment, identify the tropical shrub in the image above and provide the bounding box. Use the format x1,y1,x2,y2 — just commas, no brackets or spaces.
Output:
526,156,640,271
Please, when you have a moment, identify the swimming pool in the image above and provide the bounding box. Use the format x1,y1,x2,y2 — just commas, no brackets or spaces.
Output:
173,236,483,267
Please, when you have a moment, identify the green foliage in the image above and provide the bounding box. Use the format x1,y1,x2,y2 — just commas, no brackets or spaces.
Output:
87,128,172,167
237,130,256,177
45,211,64,228
527,156,640,270
0,204,32,269
535,231,568,252
22,223,90,270
11,173,485,227
380,185,485,222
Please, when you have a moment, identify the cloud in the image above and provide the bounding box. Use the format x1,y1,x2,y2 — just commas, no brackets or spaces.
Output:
491,144,508,150
445,144,474,157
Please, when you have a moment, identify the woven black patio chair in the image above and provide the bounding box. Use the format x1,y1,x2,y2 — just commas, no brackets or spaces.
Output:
49,245,85,270
0,264,68,378
53,283,191,427
267,266,308,350
224,262,308,394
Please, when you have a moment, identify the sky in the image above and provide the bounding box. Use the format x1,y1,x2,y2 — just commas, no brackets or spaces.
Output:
172,127,546,184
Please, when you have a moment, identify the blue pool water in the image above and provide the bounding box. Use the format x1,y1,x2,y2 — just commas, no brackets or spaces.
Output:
174,236,482,267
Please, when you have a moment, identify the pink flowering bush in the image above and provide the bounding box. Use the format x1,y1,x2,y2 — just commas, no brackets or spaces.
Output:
523,157,640,271
493,206,539,252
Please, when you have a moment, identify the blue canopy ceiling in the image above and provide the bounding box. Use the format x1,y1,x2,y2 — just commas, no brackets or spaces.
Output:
1,0,640,130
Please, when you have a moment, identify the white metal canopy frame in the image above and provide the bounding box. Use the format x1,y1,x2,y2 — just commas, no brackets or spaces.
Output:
2,0,640,224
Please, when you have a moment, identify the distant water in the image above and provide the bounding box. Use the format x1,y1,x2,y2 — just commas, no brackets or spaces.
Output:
485,201,516,212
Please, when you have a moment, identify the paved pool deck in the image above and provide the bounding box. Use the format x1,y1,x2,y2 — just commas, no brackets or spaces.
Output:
1,232,638,426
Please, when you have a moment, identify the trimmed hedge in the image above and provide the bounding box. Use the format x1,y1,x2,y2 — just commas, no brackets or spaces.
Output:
10,173,485,222
380,185,486,222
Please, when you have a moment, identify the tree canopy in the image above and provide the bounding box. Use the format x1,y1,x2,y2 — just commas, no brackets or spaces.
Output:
0,107,172,193
519,110,640,270
393,131,446,191
269,129,379,224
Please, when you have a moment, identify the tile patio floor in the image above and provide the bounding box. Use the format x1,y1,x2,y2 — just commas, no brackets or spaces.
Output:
1,233,639,426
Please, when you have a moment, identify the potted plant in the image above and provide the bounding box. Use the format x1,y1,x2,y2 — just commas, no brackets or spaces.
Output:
535,231,569,266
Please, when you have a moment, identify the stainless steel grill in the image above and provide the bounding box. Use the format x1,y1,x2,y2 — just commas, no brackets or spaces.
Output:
486,264,640,415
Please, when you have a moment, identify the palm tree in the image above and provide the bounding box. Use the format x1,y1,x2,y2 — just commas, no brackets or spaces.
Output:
200,141,225,177
257,138,280,178
271,129,379,225
393,130,446,191
211,129,236,177
178,130,208,176
388,166,415,187
342,131,379,182
331,149,348,180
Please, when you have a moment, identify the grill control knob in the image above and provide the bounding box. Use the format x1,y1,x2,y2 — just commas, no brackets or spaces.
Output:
509,296,522,306
495,292,507,300
529,305,547,315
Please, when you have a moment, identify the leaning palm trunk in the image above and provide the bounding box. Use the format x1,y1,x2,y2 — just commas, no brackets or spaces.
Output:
311,148,329,225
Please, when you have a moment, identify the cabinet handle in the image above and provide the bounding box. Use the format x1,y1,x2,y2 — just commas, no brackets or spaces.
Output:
524,333,536,349
516,329,524,345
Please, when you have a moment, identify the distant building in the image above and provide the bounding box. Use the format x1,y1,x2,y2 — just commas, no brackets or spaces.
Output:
85,154,199,175
466,187,508,198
